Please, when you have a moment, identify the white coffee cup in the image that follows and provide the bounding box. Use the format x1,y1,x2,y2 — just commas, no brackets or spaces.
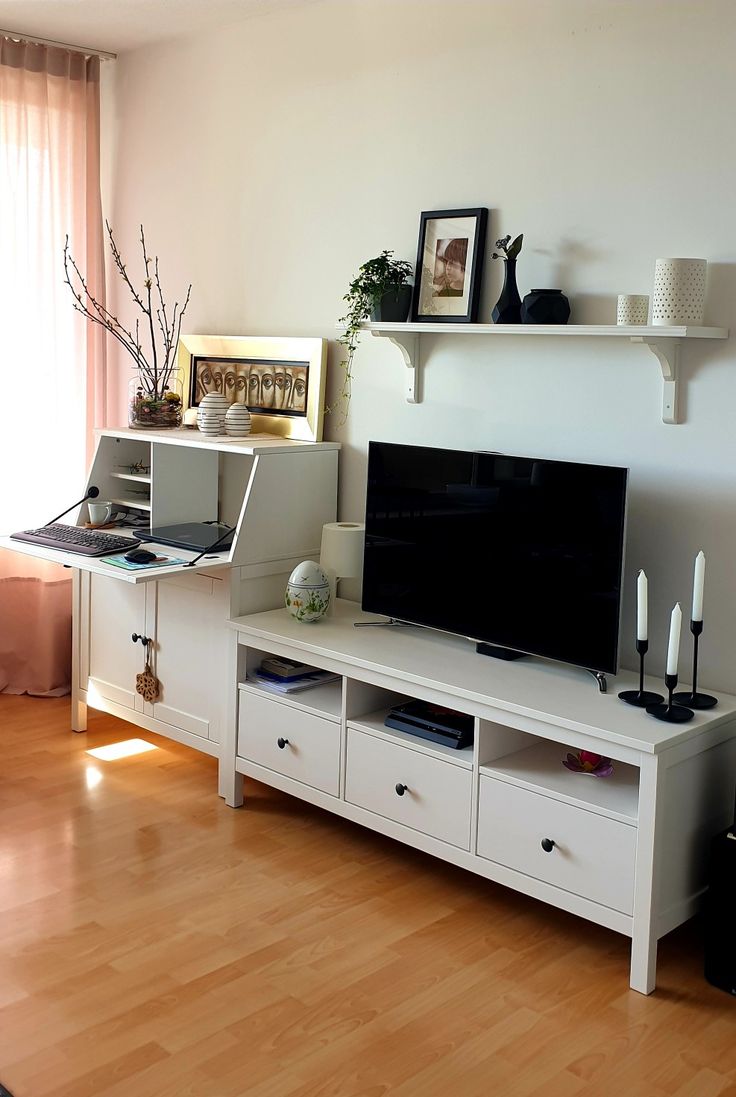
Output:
88,501,114,524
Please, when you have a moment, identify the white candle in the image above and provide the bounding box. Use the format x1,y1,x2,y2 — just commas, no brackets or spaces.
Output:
692,551,705,622
666,603,682,677
636,570,648,642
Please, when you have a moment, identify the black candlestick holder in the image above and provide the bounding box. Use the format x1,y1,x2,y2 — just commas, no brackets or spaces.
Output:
673,620,718,710
646,673,695,722
618,639,665,707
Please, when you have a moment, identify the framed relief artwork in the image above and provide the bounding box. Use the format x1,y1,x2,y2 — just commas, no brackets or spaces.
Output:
411,208,488,323
178,335,327,441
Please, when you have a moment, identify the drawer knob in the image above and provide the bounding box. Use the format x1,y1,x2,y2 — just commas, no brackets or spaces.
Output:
395,783,409,797
277,737,290,749
541,838,556,853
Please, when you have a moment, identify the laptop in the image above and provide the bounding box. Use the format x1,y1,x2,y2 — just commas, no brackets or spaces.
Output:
137,522,235,552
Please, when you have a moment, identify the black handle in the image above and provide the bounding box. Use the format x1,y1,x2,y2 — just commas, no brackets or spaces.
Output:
395,783,408,797
277,737,289,749
131,633,151,646
541,838,556,853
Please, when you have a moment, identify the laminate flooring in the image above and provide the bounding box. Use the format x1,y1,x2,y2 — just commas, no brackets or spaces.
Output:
1,694,735,1097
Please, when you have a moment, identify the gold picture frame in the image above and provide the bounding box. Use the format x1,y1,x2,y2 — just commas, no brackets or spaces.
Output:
178,334,327,442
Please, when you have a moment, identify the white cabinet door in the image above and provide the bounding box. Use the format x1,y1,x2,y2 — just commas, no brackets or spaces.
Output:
148,572,229,744
85,573,147,712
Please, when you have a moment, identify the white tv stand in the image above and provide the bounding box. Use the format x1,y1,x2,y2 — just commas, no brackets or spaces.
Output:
225,600,736,994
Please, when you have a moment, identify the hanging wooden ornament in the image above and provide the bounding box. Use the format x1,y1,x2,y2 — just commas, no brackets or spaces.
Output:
136,643,160,702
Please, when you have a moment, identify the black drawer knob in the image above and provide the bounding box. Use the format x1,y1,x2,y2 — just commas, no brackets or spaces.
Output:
277,737,289,749
395,783,409,797
541,838,556,853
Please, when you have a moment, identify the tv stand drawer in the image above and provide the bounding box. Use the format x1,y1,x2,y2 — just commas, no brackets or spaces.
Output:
477,776,636,914
238,689,340,796
345,727,472,849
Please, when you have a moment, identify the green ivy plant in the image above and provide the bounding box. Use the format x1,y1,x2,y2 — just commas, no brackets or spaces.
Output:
333,249,413,423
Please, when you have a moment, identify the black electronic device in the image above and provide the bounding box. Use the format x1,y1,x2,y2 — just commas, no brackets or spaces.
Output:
704,823,736,995
10,523,140,557
385,700,474,750
363,442,628,675
138,522,235,553
124,548,157,565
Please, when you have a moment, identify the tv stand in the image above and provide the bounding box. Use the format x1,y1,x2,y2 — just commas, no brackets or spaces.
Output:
475,640,526,662
225,599,736,995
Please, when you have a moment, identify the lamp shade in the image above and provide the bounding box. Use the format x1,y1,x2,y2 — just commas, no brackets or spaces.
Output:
320,522,364,579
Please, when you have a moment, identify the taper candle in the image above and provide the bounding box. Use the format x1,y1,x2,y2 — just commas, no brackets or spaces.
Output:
692,551,705,622
637,570,648,641
666,603,682,676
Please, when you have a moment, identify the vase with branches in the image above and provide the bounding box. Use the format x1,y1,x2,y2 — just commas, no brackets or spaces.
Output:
64,223,192,429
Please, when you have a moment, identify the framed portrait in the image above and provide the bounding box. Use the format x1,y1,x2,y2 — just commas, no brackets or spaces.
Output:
178,334,327,441
411,208,488,323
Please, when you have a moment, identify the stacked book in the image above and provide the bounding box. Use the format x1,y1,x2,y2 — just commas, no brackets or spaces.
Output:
247,656,340,695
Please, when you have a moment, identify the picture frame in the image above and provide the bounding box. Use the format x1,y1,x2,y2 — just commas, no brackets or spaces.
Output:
411,208,488,323
178,334,327,441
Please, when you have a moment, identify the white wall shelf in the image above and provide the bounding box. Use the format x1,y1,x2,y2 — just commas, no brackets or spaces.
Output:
359,322,729,424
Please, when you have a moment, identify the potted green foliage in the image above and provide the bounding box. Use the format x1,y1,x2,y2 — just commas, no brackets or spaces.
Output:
335,249,413,422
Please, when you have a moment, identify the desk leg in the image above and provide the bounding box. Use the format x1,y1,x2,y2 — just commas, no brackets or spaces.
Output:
71,570,87,732
220,630,244,807
630,753,664,994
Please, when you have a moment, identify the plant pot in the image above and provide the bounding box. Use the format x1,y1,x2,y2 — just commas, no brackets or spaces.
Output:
370,284,412,322
491,259,521,324
128,370,183,429
521,288,570,325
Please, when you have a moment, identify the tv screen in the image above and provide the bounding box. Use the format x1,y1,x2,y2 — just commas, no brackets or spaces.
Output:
362,442,628,674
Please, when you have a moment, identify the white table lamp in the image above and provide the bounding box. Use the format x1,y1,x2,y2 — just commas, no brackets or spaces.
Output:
320,522,364,614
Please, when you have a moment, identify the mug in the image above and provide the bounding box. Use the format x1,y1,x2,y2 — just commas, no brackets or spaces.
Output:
88,501,115,525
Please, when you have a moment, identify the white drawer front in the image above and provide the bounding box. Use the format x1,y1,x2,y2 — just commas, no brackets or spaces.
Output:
478,776,636,914
238,689,340,796
345,729,472,850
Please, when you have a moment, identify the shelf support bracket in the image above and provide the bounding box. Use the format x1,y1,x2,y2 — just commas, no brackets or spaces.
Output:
632,337,682,424
371,330,421,403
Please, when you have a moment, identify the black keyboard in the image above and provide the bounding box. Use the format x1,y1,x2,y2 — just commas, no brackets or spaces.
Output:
10,524,140,557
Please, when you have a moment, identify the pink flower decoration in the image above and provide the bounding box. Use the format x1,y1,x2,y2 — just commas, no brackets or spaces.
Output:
563,751,614,778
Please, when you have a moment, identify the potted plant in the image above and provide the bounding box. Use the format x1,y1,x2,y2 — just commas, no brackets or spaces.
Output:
335,249,413,422
64,223,192,429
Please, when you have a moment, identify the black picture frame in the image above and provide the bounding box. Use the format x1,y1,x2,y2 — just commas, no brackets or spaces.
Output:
411,207,488,323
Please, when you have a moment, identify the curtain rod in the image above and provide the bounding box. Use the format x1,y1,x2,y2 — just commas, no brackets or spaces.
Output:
0,29,117,60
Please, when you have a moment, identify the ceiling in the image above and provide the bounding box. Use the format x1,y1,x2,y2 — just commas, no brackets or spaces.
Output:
0,0,320,54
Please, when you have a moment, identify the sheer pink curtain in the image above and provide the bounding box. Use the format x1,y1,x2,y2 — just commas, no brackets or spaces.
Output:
0,38,107,696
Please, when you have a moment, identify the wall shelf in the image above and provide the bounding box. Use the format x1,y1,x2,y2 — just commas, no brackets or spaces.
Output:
359,322,729,424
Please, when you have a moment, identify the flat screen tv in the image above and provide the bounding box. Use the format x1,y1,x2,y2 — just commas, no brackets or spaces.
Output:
362,442,628,675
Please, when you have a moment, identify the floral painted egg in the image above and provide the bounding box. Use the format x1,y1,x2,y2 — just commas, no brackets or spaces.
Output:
285,560,330,622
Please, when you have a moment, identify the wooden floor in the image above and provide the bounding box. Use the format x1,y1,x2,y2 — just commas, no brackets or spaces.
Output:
1,697,735,1097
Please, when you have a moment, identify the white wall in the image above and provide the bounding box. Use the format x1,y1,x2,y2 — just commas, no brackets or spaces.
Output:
104,0,736,691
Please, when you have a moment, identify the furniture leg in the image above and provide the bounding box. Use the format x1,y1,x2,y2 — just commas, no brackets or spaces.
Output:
629,753,664,994
71,697,88,733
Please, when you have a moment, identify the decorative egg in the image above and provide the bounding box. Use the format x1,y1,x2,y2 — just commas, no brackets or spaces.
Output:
197,411,225,437
285,560,330,622
225,404,252,437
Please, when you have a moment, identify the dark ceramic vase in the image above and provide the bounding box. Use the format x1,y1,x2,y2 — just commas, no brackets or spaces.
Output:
521,288,571,325
491,259,522,324
370,284,412,322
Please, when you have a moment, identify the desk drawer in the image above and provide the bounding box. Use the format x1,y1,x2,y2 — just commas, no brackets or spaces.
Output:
477,776,636,914
345,728,472,850
238,688,340,796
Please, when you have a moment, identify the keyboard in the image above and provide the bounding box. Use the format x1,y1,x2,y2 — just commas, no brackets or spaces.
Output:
10,524,140,557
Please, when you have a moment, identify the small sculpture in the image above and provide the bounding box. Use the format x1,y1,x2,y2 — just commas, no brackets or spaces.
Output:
562,750,614,778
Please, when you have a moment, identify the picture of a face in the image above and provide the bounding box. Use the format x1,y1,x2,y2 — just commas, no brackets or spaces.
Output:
432,237,468,298
273,365,287,409
287,366,307,412
247,363,276,408
192,357,310,417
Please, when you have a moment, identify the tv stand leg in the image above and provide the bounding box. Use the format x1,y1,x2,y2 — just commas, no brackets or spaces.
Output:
72,697,87,733
587,670,608,693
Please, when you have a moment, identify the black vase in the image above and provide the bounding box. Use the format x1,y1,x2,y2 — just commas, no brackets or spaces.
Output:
521,288,571,325
491,259,521,324
370,284,412,322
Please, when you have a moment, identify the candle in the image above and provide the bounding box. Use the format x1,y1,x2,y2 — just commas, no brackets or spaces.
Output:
692,551,705,622
637,570,648,641
666,603,682,677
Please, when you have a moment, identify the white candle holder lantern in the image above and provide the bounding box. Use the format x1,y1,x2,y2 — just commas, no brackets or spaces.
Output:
616,294,649,325
652,258,707,325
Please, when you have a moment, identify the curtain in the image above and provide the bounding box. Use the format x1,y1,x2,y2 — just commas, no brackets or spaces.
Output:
0,37,107,696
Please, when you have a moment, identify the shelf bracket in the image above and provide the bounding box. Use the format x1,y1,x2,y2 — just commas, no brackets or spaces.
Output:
371,330,421,403
631,337,682,424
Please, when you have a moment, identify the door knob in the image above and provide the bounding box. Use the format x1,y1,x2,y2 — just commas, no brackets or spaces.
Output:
541,838,556,853
395,783,409,796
